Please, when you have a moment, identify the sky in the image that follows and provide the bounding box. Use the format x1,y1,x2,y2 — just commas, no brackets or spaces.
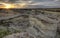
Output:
0,0,60,8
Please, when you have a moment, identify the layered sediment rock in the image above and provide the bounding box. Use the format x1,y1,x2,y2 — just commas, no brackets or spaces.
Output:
0,9,59,38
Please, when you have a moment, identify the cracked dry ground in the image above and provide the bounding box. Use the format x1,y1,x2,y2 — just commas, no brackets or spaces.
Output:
0,9,60,38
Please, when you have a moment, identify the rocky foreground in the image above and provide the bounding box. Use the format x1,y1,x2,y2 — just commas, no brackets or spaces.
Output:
0,9,60,38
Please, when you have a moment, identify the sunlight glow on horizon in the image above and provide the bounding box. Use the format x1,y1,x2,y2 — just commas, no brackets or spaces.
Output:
0,2,27,9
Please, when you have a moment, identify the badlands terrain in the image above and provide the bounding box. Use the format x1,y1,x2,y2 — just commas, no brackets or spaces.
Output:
0,8,60,38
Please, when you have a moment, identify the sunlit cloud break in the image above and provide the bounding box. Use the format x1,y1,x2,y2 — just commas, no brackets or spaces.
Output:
0,0,60,8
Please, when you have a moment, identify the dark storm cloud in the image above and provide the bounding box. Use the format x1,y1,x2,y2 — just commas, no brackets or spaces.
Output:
8,0,19,3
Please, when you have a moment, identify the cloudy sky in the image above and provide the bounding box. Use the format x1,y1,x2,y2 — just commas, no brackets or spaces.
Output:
0,0,60,8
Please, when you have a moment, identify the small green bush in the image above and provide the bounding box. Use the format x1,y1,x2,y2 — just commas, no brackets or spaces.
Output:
0,29,11,38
